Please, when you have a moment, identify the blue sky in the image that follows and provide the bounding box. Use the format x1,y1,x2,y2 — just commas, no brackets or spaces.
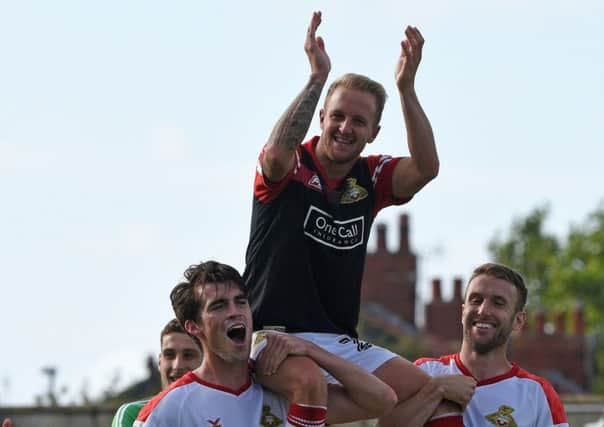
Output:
0,0,602,405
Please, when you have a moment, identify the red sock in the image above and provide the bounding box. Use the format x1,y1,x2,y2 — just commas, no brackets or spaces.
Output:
287,403,327,427
424,414,464,427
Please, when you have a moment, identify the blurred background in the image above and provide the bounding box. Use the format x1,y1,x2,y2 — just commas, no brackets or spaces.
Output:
0,0,602,425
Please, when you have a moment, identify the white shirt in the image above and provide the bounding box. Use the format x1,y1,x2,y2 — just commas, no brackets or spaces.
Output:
416,353,569,427
134,371,289,427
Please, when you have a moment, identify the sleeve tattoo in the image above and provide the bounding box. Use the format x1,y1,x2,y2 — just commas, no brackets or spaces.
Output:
269,79,324,151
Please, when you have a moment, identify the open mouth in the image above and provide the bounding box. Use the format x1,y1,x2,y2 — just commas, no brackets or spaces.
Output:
334,135,354,145
168,372,184,383
472,319,496,330
226,324,246,343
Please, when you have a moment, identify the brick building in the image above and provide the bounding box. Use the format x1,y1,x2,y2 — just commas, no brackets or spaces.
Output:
360,213,592,393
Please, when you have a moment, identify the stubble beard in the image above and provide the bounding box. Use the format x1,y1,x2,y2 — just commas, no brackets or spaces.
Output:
464,317,513,355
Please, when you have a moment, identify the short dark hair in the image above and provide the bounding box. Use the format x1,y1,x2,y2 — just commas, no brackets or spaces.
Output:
170,261,247,327
160,318,202,351
467,263,528,312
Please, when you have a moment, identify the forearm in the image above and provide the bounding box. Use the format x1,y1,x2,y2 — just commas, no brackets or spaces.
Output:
262,75,326,181
393,377,445,427
400,87,439,180
306,344,396,417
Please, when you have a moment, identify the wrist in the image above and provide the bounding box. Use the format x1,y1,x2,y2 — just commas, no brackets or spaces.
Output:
398,83,417,97
429,377,447,399
310,72,329,85
305,341,321,359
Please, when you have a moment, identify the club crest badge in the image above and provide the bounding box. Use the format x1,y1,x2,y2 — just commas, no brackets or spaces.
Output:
260,405,283,427
485,405,518,427
207,417,221,427
340,178,368,204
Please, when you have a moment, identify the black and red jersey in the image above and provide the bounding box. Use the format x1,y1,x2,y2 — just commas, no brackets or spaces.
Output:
244,137,409,337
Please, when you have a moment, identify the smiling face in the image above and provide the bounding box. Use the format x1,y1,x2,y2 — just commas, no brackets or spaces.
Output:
462,274,526,355
158,332,203,388
317,87,380,171
188,282,252,364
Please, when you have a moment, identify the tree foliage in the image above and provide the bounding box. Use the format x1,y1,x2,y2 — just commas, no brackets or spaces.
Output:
489,203,604,393
488,206,559,309
488,203,604,328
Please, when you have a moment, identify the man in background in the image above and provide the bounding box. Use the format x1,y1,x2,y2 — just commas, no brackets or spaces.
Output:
111,318,202,427
405,263,568,426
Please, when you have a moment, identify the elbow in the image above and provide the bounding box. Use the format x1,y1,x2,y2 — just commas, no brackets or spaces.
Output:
424,159,440,182
368,385,398,418
412,156,439,186
262,146,285,172
261,147,292,183
415,162,439,188
383,386,399,415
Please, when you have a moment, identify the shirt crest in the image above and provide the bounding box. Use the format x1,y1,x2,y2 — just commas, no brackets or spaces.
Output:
260,405,283,427
340,178,368,204
485,405,518,427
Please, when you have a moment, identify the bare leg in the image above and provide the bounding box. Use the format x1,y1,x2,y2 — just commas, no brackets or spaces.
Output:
255,355,327,405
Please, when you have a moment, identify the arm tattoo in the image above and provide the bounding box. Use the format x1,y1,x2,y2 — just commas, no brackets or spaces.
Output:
269,79,324,151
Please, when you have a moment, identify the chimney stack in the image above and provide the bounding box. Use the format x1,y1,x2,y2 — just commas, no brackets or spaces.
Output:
535,310,546,334
554,311,566,335
399,214,409,255
376,223,387,253
453,277,463,301
432,278,442,302
573,303,585,336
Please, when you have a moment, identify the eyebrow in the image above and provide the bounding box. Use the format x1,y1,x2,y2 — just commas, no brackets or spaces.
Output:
468,292,509,303
207,297,227,308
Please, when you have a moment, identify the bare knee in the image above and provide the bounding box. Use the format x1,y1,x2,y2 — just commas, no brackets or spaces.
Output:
257,356,327,405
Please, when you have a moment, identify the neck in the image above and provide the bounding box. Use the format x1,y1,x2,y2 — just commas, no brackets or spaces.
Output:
459,342,513,381
194,355,250,391
315,138,355,181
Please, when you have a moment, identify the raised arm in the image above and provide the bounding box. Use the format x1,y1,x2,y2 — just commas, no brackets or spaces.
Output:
261,11,331,182
391,26,439,200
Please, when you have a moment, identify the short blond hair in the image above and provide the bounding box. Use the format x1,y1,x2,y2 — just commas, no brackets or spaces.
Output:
324,73,387,125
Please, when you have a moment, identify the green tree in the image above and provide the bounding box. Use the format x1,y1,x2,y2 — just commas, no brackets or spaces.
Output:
489,204,604,327
549,207,604,327
488,205,559,309
488,203,604,392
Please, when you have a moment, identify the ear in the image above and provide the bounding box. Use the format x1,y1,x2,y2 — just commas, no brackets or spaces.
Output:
460,304,465,326
319,109,326,129
157,352,162,371
368,125,381,143
185,319,203,337
512,311,527,332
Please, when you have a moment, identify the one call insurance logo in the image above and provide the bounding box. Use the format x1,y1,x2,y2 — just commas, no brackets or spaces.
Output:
303,206,364,250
